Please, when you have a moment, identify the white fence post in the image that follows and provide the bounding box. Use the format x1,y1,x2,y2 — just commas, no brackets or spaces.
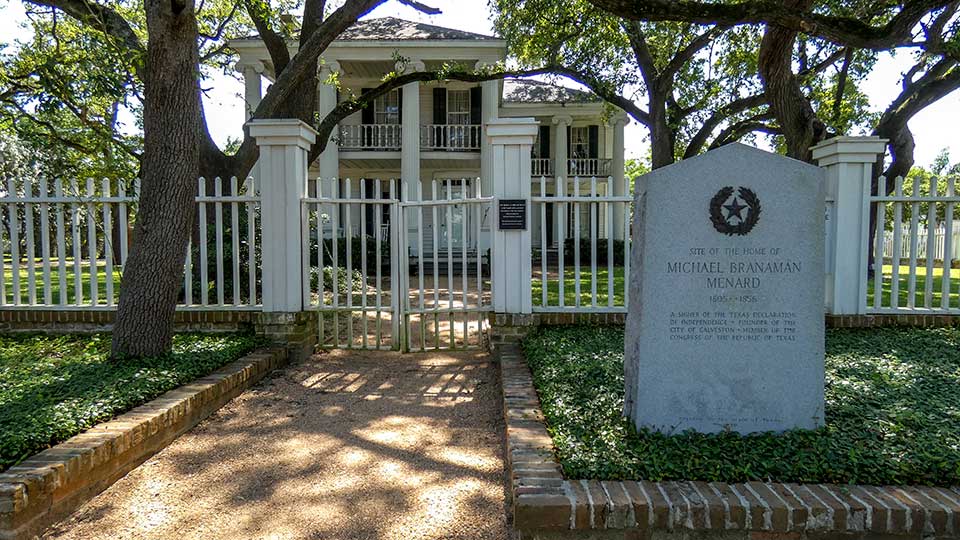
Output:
488,117,539,314
811,136,887,315
248,119,317,312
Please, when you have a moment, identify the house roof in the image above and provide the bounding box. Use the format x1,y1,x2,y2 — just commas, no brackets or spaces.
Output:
502,79,601,104
338,16,498,41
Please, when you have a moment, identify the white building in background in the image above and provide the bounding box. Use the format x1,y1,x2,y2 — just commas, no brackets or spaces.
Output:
231,17,627,256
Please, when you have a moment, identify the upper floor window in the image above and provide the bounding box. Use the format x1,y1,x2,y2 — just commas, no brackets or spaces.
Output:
447,90,471,125
570,126,590,159
375,89,400,124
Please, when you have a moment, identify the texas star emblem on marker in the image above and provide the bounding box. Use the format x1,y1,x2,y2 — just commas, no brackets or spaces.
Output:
722,197,749,223
709,186,762,236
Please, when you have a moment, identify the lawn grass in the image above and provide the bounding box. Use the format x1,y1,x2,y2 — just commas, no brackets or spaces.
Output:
532,266,627,307
523,325,960,486
0,333,263,471
868,264,960,308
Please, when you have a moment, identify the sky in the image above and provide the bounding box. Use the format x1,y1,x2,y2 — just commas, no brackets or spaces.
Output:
1,0,958,168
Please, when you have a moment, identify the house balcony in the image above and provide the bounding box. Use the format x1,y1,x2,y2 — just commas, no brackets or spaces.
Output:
338,124,483,152
568,158,612,177
420,124,481,151
529,158,614,177
339,124,402,151
531,158,553,176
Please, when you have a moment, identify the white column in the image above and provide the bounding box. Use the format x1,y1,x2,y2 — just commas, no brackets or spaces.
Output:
553,115,571,243
611,114,627,241
478,62,500,254
401,60,424,199
247,119,318,312
488,118,539,314
317,60,340,181
401,60,424,258
478,61,500,197
811,136,887,315
238,61,264,121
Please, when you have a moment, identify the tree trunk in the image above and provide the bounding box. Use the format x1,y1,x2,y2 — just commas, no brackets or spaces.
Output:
112,0,200,358
648,92,674,169
758,0,826,163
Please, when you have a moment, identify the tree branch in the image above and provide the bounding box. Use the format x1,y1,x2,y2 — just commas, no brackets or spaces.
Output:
243,0,291,74
830,47,854,127
661,24,729,83
550,65,652,127
396,0,440,14
585,0,949,49
23,0,145,75
709,115,779,149
621,21,658,90
683,94,768,158
250,0,383,123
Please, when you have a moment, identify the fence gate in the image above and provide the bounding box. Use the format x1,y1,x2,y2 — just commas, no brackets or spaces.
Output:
303,177,493,351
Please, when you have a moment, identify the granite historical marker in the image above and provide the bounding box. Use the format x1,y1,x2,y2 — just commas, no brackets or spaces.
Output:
624,143,825,434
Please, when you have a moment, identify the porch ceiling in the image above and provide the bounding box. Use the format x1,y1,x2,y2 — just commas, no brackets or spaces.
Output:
338,158,401,171
340,60,397,80
332,157,480,174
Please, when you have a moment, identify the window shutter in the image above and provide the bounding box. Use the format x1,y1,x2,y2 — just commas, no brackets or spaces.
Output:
433,88,447,124
361,88,374,125
397,87,402,121
470,86,482,125
588,125,599,159
566,125,571,157
538,125,550,159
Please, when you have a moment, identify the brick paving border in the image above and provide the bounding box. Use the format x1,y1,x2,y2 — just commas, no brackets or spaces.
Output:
0,347,288,540
498,344,960,540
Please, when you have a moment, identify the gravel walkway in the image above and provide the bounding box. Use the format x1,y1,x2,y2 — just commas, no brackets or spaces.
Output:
43,349,512,540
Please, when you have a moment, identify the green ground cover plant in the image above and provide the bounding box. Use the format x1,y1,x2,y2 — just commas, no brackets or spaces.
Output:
0,333,262,471
523,325,960,486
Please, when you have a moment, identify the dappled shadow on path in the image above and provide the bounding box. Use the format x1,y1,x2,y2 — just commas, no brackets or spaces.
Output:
42,349,512,540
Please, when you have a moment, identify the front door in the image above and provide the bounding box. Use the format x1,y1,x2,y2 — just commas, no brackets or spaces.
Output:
438,179,470,250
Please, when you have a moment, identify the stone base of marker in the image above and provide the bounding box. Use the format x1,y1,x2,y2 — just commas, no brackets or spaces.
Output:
256,312,318,361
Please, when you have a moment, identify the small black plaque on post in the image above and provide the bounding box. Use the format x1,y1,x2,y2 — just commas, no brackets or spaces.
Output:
498,199,527,230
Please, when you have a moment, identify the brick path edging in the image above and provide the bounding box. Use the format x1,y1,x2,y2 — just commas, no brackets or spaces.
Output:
0,347,288,540
498,344,960,540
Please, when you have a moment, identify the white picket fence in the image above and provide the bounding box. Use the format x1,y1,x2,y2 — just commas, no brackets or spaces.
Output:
4,160,957,334
531,175,631,312
868,174,960,313
883,222,960,261
0,176,261,310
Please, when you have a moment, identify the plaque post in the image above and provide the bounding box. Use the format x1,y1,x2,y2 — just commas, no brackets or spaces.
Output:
486,118,539,314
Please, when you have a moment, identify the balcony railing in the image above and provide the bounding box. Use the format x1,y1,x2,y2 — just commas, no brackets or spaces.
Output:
339,124,402,151
567,158,612,176
420,124,482,151
531,158,554,176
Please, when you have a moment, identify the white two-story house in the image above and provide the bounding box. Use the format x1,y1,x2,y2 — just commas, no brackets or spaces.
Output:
231,17,628,258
